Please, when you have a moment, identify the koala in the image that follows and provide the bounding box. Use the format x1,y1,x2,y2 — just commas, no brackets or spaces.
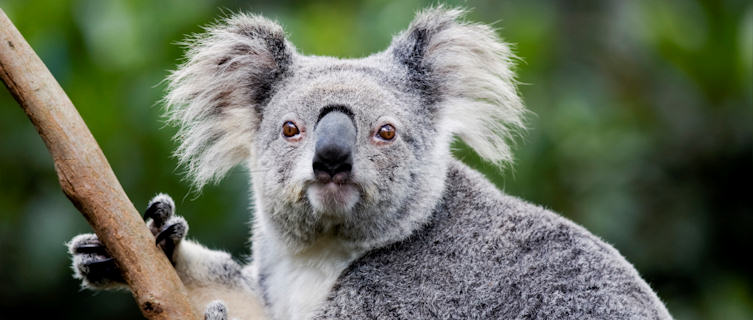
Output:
67,7,672,320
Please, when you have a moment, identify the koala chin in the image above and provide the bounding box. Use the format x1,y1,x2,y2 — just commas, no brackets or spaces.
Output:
67,6,672,320
306,183,360,215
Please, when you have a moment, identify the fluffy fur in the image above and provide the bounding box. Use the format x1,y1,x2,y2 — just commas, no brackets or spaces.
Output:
389,8,525,165
164,13,294,188
314,160,672,319
68,7,671,320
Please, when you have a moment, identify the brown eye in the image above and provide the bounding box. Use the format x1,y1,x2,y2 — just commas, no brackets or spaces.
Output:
376,124,396,141
282,121,300,138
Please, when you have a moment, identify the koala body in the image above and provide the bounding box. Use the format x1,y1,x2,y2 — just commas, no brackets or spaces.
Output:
68,7,672,320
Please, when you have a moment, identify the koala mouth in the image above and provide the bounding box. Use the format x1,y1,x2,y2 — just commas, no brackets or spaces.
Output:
306,180,360,214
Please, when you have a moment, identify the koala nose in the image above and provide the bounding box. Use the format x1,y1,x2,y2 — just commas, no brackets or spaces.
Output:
313,111,356,182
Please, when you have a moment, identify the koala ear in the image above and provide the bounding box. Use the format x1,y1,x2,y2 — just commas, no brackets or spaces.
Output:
388,7,526,166
165,13,295,188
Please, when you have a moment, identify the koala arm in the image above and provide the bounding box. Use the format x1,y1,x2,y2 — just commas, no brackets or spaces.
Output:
68,194,265,320
172,240,265,320
171,240,250,290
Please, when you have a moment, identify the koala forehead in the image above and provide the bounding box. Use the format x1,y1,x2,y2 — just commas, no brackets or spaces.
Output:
264,56,415,126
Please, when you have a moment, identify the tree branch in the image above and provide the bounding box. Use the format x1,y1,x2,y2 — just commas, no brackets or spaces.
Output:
0,9,199,320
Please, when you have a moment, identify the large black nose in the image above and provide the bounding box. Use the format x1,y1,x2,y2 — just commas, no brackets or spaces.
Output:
313,111,356,182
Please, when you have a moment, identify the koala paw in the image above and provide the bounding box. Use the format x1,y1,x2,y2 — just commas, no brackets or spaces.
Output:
68,233,125,288
144,193,188,263
67,193,188,289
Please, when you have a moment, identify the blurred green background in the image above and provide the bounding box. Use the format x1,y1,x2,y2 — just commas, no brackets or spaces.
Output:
0,0,750,319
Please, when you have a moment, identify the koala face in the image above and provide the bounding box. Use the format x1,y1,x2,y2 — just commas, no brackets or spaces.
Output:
251,56,447,248
165,8,525,250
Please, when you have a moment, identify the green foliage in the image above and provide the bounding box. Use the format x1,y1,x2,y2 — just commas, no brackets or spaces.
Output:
0,0,750,319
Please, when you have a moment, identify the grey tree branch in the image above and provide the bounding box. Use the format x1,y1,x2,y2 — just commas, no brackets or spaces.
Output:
0,9,199,320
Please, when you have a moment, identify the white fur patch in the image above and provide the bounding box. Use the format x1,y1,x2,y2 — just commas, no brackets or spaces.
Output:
258,235,365,320
306,183,360,214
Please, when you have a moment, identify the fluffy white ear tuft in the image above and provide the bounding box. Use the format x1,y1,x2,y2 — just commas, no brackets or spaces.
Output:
389,7,527,166
164,13,295,188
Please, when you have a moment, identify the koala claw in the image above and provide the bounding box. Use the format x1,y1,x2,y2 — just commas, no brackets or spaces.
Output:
144,193,175,227
68,193,188,288
68,233,124,288
154,217,188,262
71,242,108,256
144,193,188,263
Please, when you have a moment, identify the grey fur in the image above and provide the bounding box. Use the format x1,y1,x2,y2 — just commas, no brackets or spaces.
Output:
314,160,672,319
205,300,241,320
205,300,229,320
67,6,671,320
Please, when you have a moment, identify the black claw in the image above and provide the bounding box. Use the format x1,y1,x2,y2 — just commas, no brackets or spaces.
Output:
144,201,172,227
155,223,184,264
155,223,182,246
144,205,156,221
73,243,109,256
83,257,124,284
88,257,115,265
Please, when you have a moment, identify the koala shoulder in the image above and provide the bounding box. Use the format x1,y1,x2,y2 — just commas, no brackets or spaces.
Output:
314,159,672,319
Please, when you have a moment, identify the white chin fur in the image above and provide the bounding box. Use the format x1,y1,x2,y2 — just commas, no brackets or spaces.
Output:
306,182,360,214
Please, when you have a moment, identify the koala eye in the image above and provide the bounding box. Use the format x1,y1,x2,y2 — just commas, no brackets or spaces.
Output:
282,121,300,138
376,124,396,141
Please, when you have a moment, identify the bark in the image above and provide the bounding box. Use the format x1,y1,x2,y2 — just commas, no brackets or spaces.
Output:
0,9,199,320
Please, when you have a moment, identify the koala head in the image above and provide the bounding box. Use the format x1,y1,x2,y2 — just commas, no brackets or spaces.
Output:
165,7,525,250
